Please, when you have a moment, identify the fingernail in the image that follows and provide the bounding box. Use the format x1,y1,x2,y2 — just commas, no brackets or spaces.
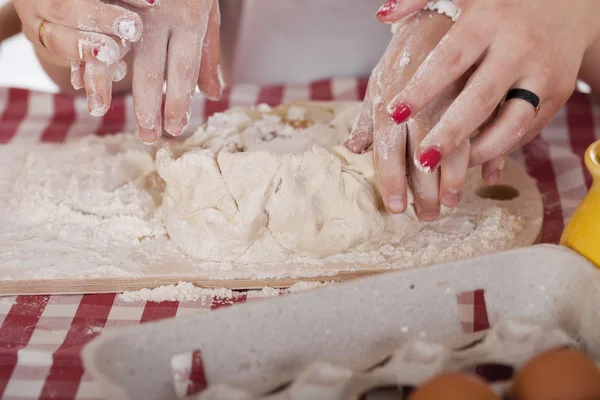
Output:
389,103,411,124
88,94,107,117
165,116,189,136
113,62,127,83
386,195,405,214
420,212,439,222
138,127,158,144
377,0,398,18
217,64,226,90
115,16,142,42
70,62,84,90
94,44,119,65
147,0,155,4
441,192,460,207
344,137,362,153
487,170,501,185
419,146,442,172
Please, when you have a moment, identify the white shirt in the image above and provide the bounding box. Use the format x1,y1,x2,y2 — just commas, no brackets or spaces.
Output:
222,0,391,84
0,0,391,91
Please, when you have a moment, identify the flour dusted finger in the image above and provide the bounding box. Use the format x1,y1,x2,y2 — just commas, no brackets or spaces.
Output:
439,140,469,208
35,0,145,42
131,22,169,143
373,99,408,214
345,78,375,154
197,0,223,101
407,118,440,221
71,61,84,90
84,62,115,117
34,19,122,66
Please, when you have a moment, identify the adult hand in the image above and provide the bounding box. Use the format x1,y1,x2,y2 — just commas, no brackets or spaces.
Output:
13,0,152,114
378,0,600,184
346,12,472,220
128,0,223,143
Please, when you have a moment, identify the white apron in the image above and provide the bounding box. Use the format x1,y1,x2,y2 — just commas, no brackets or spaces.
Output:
221,0,391,84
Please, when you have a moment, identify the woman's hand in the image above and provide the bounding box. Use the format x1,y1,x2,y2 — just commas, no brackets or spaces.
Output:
126,0,223,143
346,12,472,220
13,0,152,114
13,0,151,67
377,0,600,184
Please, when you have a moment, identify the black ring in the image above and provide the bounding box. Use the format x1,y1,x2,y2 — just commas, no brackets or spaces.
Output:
505,88,541,116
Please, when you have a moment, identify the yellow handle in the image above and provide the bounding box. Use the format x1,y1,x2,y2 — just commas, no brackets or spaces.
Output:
585,140,600,179
560,140,600,267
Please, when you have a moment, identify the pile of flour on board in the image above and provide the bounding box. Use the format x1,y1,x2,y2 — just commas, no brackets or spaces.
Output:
0,102,532,281
119,281,333,303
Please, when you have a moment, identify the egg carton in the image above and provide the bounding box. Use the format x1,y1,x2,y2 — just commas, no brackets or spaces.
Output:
193,319,575,400
83,245,600,400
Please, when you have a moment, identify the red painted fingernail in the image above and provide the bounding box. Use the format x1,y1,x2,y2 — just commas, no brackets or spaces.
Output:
389,103,411,124
92,47,100,57
419,146,442,171
377,0,398,18
147,0,155,4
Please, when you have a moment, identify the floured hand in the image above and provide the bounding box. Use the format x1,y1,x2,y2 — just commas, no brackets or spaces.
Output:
346,12,472,220
13,0,153,115
124,0,222,143
378,0,600,184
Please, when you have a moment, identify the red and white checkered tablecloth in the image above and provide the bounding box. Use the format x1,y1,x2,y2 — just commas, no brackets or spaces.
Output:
0,77,598,399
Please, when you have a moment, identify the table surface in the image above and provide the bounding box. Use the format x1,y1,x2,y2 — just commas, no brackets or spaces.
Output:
0,77,598,400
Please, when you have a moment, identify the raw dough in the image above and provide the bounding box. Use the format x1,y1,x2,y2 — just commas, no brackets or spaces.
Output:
157,102,422,262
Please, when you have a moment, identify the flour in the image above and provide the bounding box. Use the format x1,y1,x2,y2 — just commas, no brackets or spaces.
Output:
119,281,335,302
398,51,411,68
0,101,538,283
120,282,238,303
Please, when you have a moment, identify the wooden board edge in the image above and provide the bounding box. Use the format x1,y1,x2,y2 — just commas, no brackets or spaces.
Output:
0,270,393,296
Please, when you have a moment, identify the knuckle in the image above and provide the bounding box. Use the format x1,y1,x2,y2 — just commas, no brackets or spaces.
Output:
509,122,528,142
558,79,576,100
445,47,464,70
46,0,67,21
441,122,463,146
474,84,502,113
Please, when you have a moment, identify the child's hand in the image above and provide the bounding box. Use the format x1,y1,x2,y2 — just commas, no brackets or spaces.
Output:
346,12,473,220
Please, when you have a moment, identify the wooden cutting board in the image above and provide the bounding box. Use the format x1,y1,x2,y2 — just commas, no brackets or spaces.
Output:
0,157,543,296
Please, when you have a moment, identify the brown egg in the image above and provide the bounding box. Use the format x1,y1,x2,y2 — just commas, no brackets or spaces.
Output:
409,373,499,400
510,348,600,400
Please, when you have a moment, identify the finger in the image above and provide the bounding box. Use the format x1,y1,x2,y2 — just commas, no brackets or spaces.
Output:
373,99,408,214
35,18,123,65
479,97,561,185
84,62,114,117
386,18,490,126
439,140,469,207
470,81,545,167
36,0,144,42
482,156,506,185
376,0,429,22
345,102,374,154
164,31,204,137
132,26,168,142
407,118,440,221
511,97,564,152
165,0,213,136
197,0,223,101
413,54,519,173
71,61,85,90
113,61,128,83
